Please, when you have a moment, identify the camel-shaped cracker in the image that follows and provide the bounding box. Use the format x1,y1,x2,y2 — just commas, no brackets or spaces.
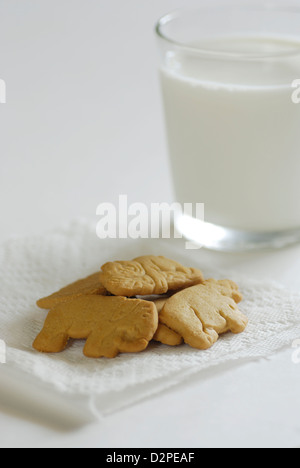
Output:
36,272,107,310
33,296,158,358
100,255,204,297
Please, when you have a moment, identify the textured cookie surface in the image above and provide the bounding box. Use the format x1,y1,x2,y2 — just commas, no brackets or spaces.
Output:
33,296,158,358
160,282,248,350
203,279,243,304
36,273,107,310
100,255,204,297
152,298,183,346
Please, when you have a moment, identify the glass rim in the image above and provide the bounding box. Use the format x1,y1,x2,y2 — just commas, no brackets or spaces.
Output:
155,2,300,60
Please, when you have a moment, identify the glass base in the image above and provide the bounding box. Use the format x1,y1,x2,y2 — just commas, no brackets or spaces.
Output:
175,215,300,252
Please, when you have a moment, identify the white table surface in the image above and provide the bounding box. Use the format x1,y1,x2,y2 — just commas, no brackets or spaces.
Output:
1,0,300,448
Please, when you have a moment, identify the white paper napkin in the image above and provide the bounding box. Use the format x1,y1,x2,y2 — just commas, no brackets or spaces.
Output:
1,219,300,418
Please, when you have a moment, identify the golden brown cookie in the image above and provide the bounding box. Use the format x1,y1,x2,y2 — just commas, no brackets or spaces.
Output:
36,272,107,310
100,255,204,297
33,296,158,358
203,279,243,304
159,283,248,351
152,298,183,346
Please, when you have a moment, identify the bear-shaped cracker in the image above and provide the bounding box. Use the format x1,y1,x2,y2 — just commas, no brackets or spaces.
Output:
33,296,158,358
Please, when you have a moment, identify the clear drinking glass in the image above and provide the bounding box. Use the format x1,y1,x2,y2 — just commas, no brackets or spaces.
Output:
156,1,300,251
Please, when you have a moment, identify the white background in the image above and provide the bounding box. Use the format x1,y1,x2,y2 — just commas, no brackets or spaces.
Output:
0,0,182,242
1,0,300,448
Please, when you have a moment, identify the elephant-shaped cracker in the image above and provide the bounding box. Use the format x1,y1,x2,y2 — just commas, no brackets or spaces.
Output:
33,296,158,358
159,281,248,350
203,279,243,304
100,255,204,297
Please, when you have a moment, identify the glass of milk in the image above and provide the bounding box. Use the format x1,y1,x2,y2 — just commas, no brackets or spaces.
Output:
156,2,300,251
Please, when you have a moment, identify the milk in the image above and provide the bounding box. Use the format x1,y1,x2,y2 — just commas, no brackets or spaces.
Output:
160,36,300,232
